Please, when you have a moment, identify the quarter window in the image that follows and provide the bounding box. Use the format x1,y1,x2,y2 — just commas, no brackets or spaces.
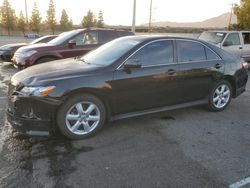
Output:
224,33,241,46
127,40,174,66
177,40,206,62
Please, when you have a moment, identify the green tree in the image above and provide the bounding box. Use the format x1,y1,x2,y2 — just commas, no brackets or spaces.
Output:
29,3,42,33
60,9,72,30
46,0,57,34
17,11,26,35
81,10,96,28
234,0,250,29
0,0,16,35
97,10,104,28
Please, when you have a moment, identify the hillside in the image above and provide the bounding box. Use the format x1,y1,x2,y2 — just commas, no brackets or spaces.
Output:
143,12,237,28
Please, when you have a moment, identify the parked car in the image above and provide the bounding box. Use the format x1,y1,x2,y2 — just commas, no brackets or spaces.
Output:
12,28,134,68
0,35,57,62
24,32,40,39
199,31,250,62
7,36,248,139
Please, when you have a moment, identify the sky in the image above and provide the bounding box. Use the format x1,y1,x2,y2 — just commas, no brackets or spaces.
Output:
0,0,241,26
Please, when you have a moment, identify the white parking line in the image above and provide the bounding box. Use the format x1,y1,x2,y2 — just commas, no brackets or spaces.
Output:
0,97,7,100
229,177,250,188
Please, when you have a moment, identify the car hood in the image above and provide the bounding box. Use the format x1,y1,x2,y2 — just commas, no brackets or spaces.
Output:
17,43,56,52
0,43,27,50
11,58,103,86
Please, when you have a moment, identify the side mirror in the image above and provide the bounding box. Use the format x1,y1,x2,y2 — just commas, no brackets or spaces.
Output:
223,41,233,47
68,39,76,48
123,59,142,69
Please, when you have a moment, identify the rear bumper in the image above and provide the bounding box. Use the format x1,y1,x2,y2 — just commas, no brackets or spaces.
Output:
233,69,248,98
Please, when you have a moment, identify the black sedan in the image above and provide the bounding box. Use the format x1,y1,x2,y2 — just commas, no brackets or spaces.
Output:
6,36,248,139
0,35,57,62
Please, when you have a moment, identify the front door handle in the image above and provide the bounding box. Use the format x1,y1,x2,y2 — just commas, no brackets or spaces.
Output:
239,46,243,50
167,69,176,75
214,63,222,69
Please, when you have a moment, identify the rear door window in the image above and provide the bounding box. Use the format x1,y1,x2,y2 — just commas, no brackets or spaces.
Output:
177,40,206,62
242,32,250,44
205,47,220,60
99,31,117,44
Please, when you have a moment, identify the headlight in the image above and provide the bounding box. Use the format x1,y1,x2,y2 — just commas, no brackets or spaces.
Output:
17,50,37,58
19,86,55,97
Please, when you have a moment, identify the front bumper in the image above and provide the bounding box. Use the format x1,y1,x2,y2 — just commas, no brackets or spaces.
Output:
0,50,12,62
6,95,62,137
12,56,29,68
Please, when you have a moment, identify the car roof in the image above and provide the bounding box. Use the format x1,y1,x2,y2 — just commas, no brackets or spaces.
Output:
203,30,250,33
121,35,204,43
73,28,134,33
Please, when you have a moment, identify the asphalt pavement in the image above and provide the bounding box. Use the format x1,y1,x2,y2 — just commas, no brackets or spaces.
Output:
0,37,250,188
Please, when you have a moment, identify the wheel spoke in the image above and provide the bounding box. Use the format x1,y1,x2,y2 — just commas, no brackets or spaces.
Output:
222,90,230,97
76,103,85,115
70,121,82,132
221,85,226,93
215,89,220,95
85,104,96,115
217,99,222,107
83,122,91,132
87,115,99,122
66,114,80,121
213,96,220,103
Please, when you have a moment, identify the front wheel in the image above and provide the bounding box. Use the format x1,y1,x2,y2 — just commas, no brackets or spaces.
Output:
57,94,106,139
208,80,232,112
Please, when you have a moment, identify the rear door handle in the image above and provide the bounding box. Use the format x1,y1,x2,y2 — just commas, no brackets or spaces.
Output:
167,69,176,75
214,63,222,69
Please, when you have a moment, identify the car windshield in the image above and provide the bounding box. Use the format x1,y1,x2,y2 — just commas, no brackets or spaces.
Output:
81,37,140,66
48,30,78,45
199,32,226,44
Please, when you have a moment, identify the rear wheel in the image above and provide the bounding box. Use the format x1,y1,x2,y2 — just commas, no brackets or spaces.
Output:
57,94,106,139
208,80,232,112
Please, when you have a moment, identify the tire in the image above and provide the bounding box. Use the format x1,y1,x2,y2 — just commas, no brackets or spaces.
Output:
35,57,56,65
208,80,232,112
56,94,106,139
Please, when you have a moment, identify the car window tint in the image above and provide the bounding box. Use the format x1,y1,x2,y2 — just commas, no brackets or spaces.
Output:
83,31,98,45
99,31,116,44
177,40,206,62
205,47,220,60
224,33,241,45
242,33,250,44
128,40,174,66
74,33,84,45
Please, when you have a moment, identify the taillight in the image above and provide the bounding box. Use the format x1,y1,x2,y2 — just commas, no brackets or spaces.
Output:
242,62,249,70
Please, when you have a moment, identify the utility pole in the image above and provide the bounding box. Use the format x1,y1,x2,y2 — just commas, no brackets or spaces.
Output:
24,0,28,23
148,0,153,32
228,3,234,30
132,0,136,33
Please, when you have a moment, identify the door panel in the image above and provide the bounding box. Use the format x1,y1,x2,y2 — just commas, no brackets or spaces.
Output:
176,40,224,103
112,64,179,114
221,33,242,57
112,40,180,115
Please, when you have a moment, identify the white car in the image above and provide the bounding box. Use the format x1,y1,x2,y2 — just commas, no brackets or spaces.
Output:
199,31,250,62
